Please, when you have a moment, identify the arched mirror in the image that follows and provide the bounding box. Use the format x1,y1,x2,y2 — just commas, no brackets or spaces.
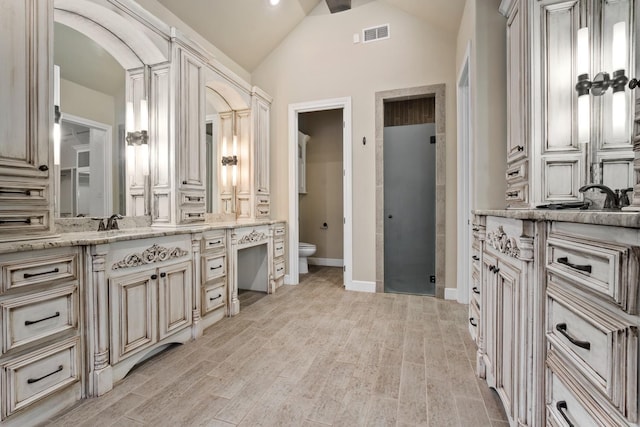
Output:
54,22,125,217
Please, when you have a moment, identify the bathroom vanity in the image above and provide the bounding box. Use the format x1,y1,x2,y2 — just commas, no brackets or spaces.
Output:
469,1,640,426
0,0,287,425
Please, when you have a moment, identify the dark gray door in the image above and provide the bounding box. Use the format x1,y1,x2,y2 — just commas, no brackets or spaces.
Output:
384,123,436,295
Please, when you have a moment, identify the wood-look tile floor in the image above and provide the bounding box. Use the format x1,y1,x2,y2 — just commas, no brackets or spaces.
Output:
48,266,508,427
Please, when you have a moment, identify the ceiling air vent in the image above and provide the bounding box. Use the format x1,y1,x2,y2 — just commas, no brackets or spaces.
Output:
362,24,390,43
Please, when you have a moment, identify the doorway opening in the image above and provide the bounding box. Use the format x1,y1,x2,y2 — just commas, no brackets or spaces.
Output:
56,114,112,218
287,98,353,289
375,85,447,298
457,44,473,304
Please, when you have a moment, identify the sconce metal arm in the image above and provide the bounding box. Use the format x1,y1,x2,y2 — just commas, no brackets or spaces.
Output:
221,155,238,166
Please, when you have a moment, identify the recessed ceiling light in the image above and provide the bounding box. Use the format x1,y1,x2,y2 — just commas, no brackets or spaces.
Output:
270,0,280,5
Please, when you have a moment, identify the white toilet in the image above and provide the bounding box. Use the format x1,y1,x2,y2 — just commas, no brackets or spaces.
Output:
298,242,317,274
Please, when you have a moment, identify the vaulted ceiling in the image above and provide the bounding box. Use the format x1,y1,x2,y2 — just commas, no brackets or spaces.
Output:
155,0,467,72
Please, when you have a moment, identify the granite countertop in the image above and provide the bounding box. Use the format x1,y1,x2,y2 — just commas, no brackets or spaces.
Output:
473,209,640,228
0,219,286,255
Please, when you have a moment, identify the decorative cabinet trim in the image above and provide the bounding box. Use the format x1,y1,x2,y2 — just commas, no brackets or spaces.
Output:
487,226,521,258
237,230,268,245
111,244,189,270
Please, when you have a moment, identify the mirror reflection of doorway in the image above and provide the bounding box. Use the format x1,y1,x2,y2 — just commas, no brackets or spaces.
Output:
58,116,111,217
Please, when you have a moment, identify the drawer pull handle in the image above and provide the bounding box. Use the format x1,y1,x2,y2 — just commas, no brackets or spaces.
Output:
556,401,574,427
210,294,222,301
0,189,32,196
0,218,32,225
494,267,500,274
556,323,590,350
516,145,524,152
506,191,519,197
38,164,49,171
208,240,222,245
25,311,60,326
472,287,480,295
210,265,222,270
469,317,477,327
276,246,283,251
187,213,203,218
27,365,63,384
472,226,479,231
24,267,59,279
472,255,479,261
489,265,495,272
507,170,520,177
557,257,592,274
187,196,203,202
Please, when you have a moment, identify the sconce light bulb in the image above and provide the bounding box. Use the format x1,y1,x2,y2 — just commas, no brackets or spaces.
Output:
139,143,150,176
270,0,280,5
577,27,589,78
612,21,626,72
232,164,237,187
232,134,238,156
126,144,136,177
53,122,61,166
578,94,590,144
126,101,134,134
612,90,626,140
140,99,149,132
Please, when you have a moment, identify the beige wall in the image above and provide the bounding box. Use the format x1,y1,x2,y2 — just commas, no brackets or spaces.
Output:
252,0,458,285
299,109,344,261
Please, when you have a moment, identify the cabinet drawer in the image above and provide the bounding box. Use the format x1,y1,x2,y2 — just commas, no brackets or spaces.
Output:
256,195,270,205
505,184,528,206
547,279,637,417
180,192,205,206
2,285,78,354
180,209,205,223
256,205,270,217
204,255,226,281
273,226,285,237
0,182,48,204
546,350,630,426
505,160,528,184
468,301,479,344
273,239,285,258
3,337,79,418
202,283,226,315
203,232,225,252
547,234,637,312
274,260,285,279
2,253,77,293
0,211,50,235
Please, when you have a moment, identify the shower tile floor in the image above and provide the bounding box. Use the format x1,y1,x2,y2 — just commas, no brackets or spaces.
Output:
47,266,508,426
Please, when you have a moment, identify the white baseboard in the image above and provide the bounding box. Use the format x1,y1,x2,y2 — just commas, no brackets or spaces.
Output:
346,280,376,293
444,287,458,301
308,257,344,267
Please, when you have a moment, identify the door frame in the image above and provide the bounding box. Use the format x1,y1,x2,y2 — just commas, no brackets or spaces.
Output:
375,84,446,297
457,43,473,304
58,113,113,216
287,97,353,288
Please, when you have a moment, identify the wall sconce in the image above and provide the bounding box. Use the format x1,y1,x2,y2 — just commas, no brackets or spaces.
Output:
575,22,629,142
125,100,149,176
53,65,61,165
221,135,238,186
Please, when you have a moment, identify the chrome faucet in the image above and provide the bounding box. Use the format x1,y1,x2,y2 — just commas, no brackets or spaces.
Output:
578,184,624,210
106,214,123,230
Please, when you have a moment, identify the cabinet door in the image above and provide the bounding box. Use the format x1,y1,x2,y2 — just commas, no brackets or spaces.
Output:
495,260,520,421
254,97,270,195
482,252,498,385
178,49,205,190
506,0,527,164
158,261,192,340
109,270,157,364
0,0,50,178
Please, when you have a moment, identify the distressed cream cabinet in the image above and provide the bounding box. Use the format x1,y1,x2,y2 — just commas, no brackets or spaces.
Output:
0,246,83,426
0,0,54,237
473,212,640,426
474,215,538,426
500,0,639,207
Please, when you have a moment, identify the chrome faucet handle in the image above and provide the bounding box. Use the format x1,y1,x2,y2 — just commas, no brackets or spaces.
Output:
620,188,633,207
92,217,106,231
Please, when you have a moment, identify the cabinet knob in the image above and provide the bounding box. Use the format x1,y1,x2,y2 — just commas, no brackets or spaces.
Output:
160,272,166,278
182,180,188,185
151,274,158,280
38,164,49,171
